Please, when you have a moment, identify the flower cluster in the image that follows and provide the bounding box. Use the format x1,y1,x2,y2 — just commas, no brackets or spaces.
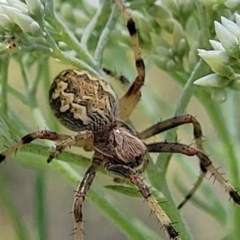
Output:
194,14,240,101
0,0,43,35
0,0,44,53
144,1,193,72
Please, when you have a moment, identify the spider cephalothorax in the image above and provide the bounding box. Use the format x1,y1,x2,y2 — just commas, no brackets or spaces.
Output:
93,120,147,167
1,1,240,240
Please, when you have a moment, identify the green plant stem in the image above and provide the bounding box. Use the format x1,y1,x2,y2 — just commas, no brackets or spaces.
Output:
193,0,211,49
16,56,29,89
35,171,48,240
44,0,96,70
159,59,208,170
0,55,10,115
15,60,51,240
19,44,52,53
52,19,96,68
44,28,100,75
30,59,46,95
40,58,59,130
81,2,105,47
7,85,28,105
94,3,117,68
174,59,205,115
0,175,29,240
147,155,192,240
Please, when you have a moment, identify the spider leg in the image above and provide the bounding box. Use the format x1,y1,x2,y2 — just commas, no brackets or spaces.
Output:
177,165,206,209
114,0,145,121
137,114,207,208
47,130,93,163
0,130,69,163
0,130,94,164
73,154,100,240
137,114,202,144
147,142,240,205
102,67,130,85
104,162,180,240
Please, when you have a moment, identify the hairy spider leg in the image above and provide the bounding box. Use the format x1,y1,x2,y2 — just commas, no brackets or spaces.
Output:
0,130,68,163
102,67,130,85
73,155,100,240
137,114,207,208
47,131,93,163
0,130,93,164
104,161,180,240
147,142,240,205
114,0,145,121
177,166,206,209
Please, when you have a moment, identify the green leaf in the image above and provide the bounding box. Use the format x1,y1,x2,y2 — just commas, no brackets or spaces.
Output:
105,185,141,197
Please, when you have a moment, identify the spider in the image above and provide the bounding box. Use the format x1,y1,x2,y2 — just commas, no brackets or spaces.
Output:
1,1,240,240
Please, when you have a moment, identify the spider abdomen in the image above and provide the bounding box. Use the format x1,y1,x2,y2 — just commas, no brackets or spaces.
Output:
49,70,118,132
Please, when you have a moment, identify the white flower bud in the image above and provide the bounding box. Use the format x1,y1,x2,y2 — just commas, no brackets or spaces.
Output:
194,73,231,87
2,5,41,36
209,40,224,50
225,0,239,8
214,21,239,57
6,0,27,13
30,21,41,36
148,3,171,18
188,40,199,70
166,60,176,71
173,20,184,51
0,13,14,30
176,38,188,57
1,5,22,20
198,49,233,77
221,16,240,38
235,13,240,27
13,13,41,35
156,46,171,57
26,0,44,15
199,0,224,7
152,55,168,69
148,4,171,28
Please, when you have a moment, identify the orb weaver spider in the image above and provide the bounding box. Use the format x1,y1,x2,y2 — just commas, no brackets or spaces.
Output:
1,0,240,240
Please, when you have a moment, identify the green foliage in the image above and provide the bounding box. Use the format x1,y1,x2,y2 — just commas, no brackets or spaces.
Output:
0,0,240,240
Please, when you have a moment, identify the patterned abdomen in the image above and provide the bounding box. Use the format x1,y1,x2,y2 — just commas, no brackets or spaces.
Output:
49,70,118,132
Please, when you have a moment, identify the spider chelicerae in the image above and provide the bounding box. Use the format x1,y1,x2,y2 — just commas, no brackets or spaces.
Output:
1,1,240,240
